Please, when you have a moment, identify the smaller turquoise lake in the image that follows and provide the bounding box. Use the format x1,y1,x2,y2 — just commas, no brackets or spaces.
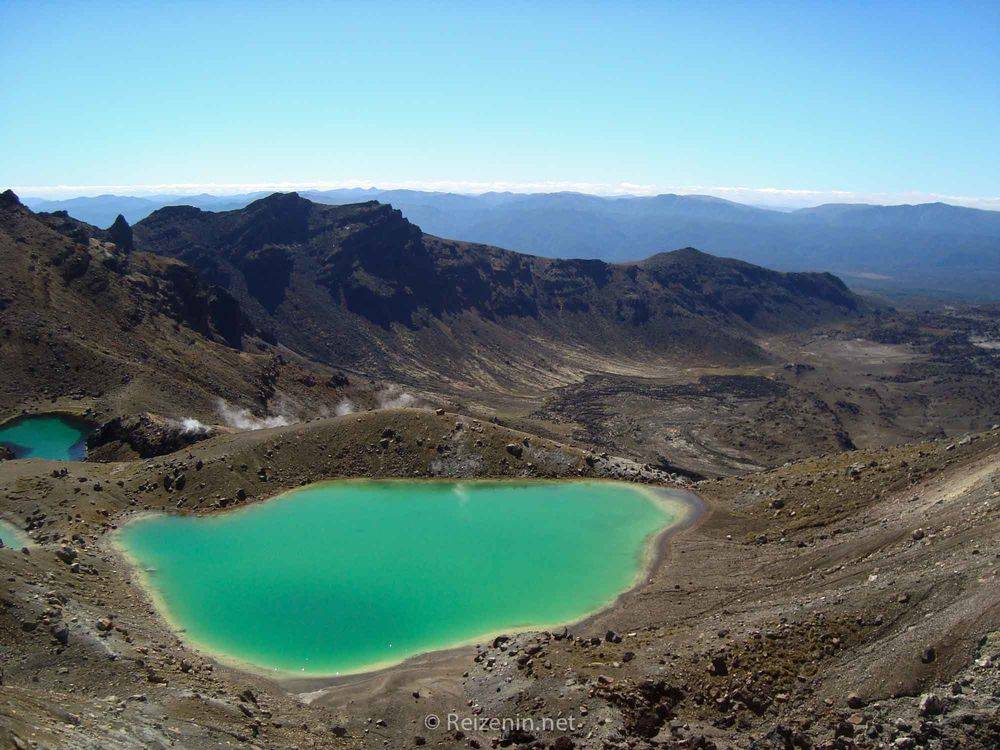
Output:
0,415,90,461
0,519,31,550
118,480,685,676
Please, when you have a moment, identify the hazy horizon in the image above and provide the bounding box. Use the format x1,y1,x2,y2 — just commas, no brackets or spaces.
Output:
12,182,1000,212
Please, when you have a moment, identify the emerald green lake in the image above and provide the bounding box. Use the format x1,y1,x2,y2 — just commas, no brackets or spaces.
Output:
0,414,90,461
118,480,684,676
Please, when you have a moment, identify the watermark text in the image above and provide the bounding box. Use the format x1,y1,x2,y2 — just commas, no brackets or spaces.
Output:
424,713,581,733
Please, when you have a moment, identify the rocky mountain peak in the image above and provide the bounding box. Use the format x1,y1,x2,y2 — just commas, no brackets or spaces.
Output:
0,189,23,209
245,191,308,210
146,204,205,221
107,214,134,252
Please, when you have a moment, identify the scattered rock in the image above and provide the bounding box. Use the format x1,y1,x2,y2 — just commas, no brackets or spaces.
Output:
708,656,728,676
498,727,534,747
918,692,943,716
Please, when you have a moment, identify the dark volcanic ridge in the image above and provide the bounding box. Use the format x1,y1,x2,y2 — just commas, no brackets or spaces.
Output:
132,191,868,380
23,188,1000,299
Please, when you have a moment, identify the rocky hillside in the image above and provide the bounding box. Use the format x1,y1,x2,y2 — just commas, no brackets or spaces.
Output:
1,410,997,750
134,192,869,385
0,191,361,426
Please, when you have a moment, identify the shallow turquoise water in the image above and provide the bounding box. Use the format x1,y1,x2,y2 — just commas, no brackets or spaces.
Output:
118,480,680,676
0,415,89,460
0,519,30,550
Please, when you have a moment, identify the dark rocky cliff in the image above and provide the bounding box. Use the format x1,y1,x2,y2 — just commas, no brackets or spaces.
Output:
134,193,870,375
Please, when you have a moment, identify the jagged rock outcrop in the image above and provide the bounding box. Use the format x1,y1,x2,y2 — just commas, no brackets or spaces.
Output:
86,412,229,460
6,195,252,350
0,191,338,421
107,214,134,252
150,259,251,349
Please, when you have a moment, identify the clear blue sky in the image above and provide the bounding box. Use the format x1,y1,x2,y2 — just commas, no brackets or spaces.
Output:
1,1,997,205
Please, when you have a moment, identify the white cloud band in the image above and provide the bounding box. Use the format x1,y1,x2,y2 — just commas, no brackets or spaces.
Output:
10,180,1000,211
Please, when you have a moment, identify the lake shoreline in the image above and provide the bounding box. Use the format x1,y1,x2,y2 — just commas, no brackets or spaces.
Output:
112,479,703,685
0,517,33,550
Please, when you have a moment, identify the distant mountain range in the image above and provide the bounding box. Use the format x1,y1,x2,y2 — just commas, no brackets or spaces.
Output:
23,189,1000,300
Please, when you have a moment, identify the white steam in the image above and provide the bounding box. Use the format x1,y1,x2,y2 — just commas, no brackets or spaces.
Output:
376,387,418,409
166,417,210,435
208,388,417,429
217,399,293,431
179,417,209,434
335,398,357,416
